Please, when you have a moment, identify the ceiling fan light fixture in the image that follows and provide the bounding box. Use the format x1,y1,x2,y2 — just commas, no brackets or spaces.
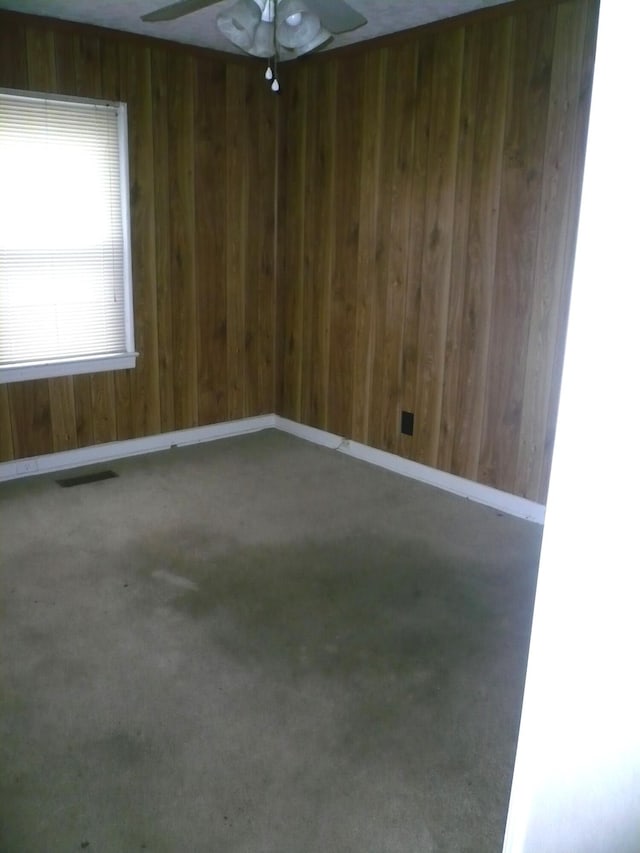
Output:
276,0,321,49
142,0,369,60
217,0,261,51
279,24,330,58
248,20,276,57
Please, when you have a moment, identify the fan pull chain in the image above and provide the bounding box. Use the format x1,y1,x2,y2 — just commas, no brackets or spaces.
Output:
265,58,279,91
270,0,280,92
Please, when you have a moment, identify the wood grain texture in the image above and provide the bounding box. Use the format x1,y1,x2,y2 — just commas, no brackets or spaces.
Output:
351,51,387,446
224,65,250,421
478,7,557,491
151,47,175,434
256,77,277,416
0,2,596,505
515,0,590,498
127,43,161,440
276,0,598,503
276,65,309,421
0,386,14,462
414,28,464,468
48,377,77,452
194,60,225,426
8,381,53,458
538,0,600,496
378,44,420,456
327,56,364,439
398,38,435,463
0,17,27,88
447,18,512,484
0,12,277,461
436,22,482,475
168,51,198,431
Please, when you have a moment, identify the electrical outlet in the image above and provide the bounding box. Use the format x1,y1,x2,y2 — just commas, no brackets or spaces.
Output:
16,458,39,475
401,411,414,436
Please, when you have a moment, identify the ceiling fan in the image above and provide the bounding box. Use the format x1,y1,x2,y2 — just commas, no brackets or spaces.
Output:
141,0,368,64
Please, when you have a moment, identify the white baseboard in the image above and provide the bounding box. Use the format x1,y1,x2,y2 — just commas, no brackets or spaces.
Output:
0,415,276,483
272,417,344,450
274,417,545,524
0,412,544,524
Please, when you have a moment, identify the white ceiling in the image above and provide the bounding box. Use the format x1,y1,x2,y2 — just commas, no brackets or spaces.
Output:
0,0,515,56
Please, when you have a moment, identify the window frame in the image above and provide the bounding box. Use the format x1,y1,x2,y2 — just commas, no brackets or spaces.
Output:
0,87,137,385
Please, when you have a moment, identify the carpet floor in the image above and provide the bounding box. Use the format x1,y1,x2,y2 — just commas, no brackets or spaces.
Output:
0,429,542,852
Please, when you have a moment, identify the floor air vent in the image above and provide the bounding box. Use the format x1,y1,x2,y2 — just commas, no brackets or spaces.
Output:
56,470,118,488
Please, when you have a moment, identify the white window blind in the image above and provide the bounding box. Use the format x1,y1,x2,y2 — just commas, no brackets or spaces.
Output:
0,89,136,383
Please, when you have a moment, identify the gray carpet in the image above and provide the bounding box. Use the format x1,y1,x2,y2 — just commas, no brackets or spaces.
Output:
0,429,542,852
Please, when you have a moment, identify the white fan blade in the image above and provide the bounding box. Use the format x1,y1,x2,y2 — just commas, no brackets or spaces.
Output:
303,0,367,34
142,0,225,23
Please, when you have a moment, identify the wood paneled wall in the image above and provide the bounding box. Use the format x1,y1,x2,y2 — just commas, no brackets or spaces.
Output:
0,15,276,462
276,0,598,503
0,2,598,505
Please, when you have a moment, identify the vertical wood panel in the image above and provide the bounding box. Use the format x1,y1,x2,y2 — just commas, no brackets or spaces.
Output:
299,67,319,425
256,84,277,415
308,63,337,430
277,0,597,503
278,67,308,421
243,76,261,417
367,50,394,450
351,52,385,446
9,382,53,458
25,25,56,88
194,60,225,425
244,76,276,416
0,387,14,462
450,18,513,483
380,44,419,455
538,0,599,496
516,0,589,499
48,377,77,452
0,12,277,463
0,3,595,501
436,24,480,474
53,29,76,94
89,374,117,445
398,38,435,462
479,6,557,490
73,376,95,447
99,32,121,101
225,65,250,421
72,375,104,447
151,48,175,434
413,29,464,467
127,46,161,439
168,50,197,431
74,32,102,93
0,18,27,87
326,56,364,438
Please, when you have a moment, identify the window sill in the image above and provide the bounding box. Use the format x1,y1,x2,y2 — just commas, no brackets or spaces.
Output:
0,352,138,384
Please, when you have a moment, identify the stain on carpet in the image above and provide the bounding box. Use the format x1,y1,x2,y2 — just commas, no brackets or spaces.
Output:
133,528,536,703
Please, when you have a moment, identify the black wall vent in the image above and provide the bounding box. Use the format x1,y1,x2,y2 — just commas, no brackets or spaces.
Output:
56,470,118,488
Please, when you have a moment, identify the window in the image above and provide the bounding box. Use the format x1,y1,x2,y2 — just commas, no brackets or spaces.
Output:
0,89,136,383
